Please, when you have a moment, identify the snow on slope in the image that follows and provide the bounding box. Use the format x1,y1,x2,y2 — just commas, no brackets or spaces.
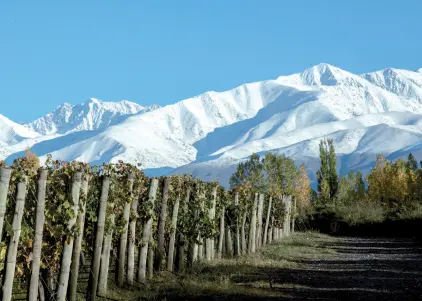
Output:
175,111,422,186
0,114,39,144
3,63,422,186
25,98,159,135
26,82,281,168
0,114,40,159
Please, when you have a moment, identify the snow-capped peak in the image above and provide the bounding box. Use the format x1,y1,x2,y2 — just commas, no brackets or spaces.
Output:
25,98,159,135
300,63,357,86
362,67,422,100
276,63,361,88
3,63,422,187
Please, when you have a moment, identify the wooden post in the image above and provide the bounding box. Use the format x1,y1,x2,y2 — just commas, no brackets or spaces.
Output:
98,200,115,296
263,196,272,247
198,238,204,261
1,176,28,301
117,174,134,287
127,182,139,285
28,170,48,301
176,188,190,272
189,238,199,265
268,216,274,244
248,193,258,253
233,192,241,257
287,195,292,235
291,197,296,234
241,210,247,255
148,232,154,280
167,184,181,272
217,207,225,259
225,228,233,256
206,186,217,260
138,178,158,282
156,177,170,270
176,233,186,272
282,196,292,237
0,167,12,242
68,176,90,301
256,194,264,249
87,176,110,301
211,189,217,260
57,172,82,301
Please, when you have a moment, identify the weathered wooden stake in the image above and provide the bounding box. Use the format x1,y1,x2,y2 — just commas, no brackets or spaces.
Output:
248,193,258,253
148,232,154,279
138,178,158,282
217,206,225,259
127,184,139,285
117,174,134,287
256,193,264,249
225,227,233,256
98,200,115,296
167,186,182,272
263,196,272,247
206,186,217,260
268,216,274,244
68,176,90,301
241,210,247,254
0,167,12,242
291,197,296,234
1,177,27,301
28,170,47,301
87,176,110,301
156,177,170,270
176,188,190,272
57,172,82,301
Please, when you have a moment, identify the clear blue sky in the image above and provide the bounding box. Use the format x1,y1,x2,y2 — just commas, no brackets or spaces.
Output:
1,0,421,122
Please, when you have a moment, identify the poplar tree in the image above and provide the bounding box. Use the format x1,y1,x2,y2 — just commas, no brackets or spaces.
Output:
356,170,365,198
407,153,418,172
317,140,329,194
328,139,338,198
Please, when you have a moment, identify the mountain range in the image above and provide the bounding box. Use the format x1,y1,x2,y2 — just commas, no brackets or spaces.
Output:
2,63,422,186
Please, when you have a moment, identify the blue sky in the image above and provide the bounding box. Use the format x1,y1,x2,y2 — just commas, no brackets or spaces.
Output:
1,0,421,122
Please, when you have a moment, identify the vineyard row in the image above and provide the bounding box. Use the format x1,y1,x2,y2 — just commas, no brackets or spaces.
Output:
0,159,293,301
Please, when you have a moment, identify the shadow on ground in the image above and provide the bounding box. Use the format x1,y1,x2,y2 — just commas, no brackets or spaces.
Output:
152,237,422,301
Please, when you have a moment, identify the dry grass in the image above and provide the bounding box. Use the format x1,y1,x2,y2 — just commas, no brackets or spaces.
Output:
95,232,338,300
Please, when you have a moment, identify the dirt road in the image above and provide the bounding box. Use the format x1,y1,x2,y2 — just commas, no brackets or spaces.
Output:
268,237,422,300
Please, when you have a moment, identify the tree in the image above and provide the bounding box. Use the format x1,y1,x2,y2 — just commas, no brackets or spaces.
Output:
316,139,338,199
355,171,365,199
294,164,311,218
230,153,264,192
317,140,329,194
328,139,338,198
336,175,352,205
23,148,40,170
407,153,418,172
262,153,298,197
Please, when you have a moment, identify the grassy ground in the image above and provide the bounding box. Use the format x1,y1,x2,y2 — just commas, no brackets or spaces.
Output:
97,232,338,301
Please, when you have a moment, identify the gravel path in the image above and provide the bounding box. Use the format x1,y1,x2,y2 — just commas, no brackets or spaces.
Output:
275,237,422,300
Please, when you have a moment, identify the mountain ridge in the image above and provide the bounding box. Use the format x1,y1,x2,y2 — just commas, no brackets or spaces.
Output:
2,63,422,186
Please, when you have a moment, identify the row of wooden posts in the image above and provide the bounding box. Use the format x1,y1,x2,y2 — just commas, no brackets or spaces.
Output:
0,167,294,301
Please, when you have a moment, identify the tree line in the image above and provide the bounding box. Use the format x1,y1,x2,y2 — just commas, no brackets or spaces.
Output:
314,138,422,225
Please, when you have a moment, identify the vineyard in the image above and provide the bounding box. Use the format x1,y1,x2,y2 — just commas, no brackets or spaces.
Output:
0,152,299,301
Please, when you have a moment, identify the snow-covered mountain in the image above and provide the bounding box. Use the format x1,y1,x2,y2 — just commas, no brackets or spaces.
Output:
25,98,159,135
2,63,422,186
0,114,40,159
